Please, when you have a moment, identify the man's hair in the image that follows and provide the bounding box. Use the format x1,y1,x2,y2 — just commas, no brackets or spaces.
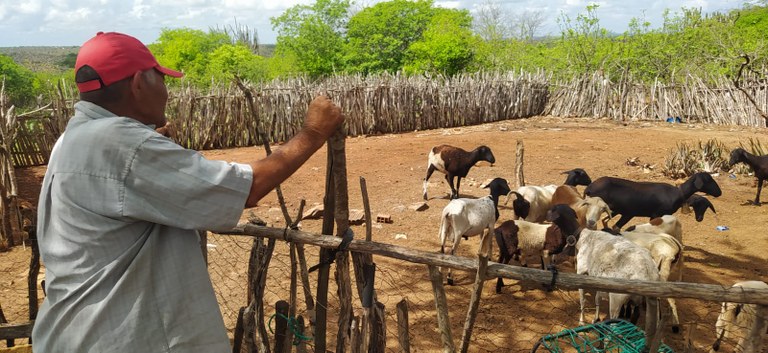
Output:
76,65,131,104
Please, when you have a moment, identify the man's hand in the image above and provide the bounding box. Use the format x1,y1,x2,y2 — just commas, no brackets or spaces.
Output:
304,95,344,140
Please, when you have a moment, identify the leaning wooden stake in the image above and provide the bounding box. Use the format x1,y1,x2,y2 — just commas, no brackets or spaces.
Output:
274,300,290,353
315,147,335,353
459,232,491,353
428,265,455,353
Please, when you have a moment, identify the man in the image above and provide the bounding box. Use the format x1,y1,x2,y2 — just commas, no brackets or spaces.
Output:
32,32,343,352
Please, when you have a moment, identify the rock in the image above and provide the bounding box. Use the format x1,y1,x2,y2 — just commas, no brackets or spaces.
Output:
394,233,407,240
303,205,324,220
409,202,429,212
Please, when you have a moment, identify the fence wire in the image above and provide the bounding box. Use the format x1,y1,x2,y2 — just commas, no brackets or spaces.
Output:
204,229,750,353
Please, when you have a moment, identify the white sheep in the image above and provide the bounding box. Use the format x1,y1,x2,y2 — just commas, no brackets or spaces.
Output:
507,184,557,223
711,280,768,353
625,214,683,245
546,204,661,332
438,177,510,285
621,227,684,333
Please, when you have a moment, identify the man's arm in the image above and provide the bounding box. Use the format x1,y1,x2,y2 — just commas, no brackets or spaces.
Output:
245,95,344,207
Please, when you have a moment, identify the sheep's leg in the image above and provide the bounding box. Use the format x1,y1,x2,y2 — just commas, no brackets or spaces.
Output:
668,298,680,333
754,178,763,205
495,251,508,293
423,164,436,200
447,230,461,285
445,174,457,199
579,288,587,325
455,177,462,199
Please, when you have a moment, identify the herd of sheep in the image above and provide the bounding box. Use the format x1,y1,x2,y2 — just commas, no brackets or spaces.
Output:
422,143,768,352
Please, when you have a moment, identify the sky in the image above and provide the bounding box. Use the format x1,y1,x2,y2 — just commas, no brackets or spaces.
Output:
0,0,750,47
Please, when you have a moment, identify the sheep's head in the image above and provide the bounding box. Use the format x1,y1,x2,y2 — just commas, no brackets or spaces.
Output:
580,196,612,230
546,204,578,234
686,194,716,222
475,145,496,165
690,172,722,197
728,148,747,167
509,191,530,219
562,168,592,187
484,178,510,201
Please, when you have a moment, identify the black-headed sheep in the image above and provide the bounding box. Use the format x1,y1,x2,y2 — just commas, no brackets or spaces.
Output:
729,147,768,206
438,177,510,285
584,172,722,230
508,168,593,222
423,145,495,200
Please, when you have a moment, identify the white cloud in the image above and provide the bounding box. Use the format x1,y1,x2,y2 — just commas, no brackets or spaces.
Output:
17,0,42,14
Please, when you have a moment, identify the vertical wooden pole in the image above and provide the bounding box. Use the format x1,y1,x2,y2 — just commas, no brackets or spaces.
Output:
428,265,455,353
295,316,308,353
274,300,290,353
515,139,525,189
396,299,411,353
330,129,353,353
233,307,246,353
27,226,39,321
459,232,490,353
315,144,336,353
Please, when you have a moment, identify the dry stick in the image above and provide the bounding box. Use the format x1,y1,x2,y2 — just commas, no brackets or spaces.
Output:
515,140,525,189
295,316,308,353
459,233,490,353
733,55,768,128
315,144,336,353
27,226,40,321
274,300,290,353
233,307,246,353
396,299,411,353
428,265,455,353
329,128,353,353
744,305,768,353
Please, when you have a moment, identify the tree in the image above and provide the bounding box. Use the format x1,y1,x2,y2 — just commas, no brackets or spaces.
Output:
149,28,230,86
404,9,476,76
206,44,269,83
271,0,350,77
0,55,37,107
345,0,435,74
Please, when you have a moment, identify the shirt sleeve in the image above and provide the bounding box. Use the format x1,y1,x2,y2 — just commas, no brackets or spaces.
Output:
122,134,253,231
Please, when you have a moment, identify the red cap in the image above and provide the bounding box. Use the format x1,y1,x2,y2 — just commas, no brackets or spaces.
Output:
75,31,183,93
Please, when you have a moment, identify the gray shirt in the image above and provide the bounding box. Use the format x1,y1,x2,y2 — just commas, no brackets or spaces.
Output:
33,101,252,353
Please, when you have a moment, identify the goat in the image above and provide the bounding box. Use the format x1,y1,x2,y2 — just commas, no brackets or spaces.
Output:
622,221,684,333
551,185,613,230
711,280,768,353
546,204,660,332
625,214,683,244
508,168,592,222
423,145,495,200
729,147,768,205
584,172,722,230
438,177,510,285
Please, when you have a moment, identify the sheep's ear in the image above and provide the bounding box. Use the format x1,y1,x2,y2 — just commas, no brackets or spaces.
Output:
650,217,663,226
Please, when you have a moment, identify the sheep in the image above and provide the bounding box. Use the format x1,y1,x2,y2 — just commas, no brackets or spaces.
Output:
551,185,613,230
711,280,768,353
584,172,722,230
438,177,510,285
508,168,593,223
729,147,768,206
621,221,684,333
423,145,495,200
625,214,683,244
683,194,717,222
493,199,585,293
546,204,660,332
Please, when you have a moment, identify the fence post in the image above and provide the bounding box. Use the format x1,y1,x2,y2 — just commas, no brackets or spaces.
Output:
459,232,490,353
330,128,353,353
396,299,411,353
743,304,768,353
315,143,336,353
515,139,525,189
427,265,455,353
274,300,290,353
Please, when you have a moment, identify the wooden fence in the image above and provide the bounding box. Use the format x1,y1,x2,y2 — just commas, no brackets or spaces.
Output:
545,72,768,126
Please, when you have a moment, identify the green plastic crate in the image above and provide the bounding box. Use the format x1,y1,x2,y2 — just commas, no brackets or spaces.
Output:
531,319,674,353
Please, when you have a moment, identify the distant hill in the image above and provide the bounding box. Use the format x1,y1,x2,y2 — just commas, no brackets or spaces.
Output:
1,44,277,73
0,46,79,73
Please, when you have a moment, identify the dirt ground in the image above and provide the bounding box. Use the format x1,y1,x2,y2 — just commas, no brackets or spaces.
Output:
8,115,768,352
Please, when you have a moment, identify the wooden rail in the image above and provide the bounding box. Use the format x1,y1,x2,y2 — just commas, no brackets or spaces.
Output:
222,224,768,306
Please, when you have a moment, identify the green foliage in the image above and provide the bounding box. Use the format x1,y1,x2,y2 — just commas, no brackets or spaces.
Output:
0,54,38,107
149,28,230,86
404,9,476,76
345,0,435,74
206,44,269,83
271,0,350,77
